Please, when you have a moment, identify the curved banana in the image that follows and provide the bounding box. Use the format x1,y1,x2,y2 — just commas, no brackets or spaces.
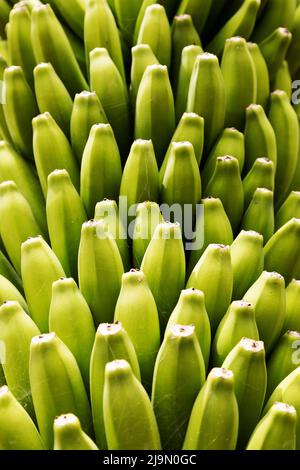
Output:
243,157,275,208
54,414,98,450
251,0,296,42
176,0,212,35
276,191,300,230
0,274,27,312
48,0,85,39
130,44,159,107
259,27,292,79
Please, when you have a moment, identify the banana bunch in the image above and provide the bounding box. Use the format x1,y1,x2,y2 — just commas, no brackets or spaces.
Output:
0,0,299,451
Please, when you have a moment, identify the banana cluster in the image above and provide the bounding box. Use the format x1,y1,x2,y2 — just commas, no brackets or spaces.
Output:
0,0,299,451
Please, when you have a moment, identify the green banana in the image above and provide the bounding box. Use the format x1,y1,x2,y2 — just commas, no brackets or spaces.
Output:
187,197,233,275
276,191,300,230
187,52,225,152
135,64,175,166
89,47,130,157
183,368,239,450
80,123,122,219
3,65,38,160
95,199,130,272
242,188,275,243
34,62,73,137
103,360,161,450
243,157,275,208
175,44,203,121
264,218,300,283
136,3,171,68
31,3,88,97
70,91,108,164
206,0,261,57
0,0,10,40
0,273,27,311
90,322,140,449
0,386,44,450
0,56,12,146
62,22,87,75
48,0,85,39
78,220,124,326
247,402,297,450
21,236,65,333
49,278,95,389
204,156,244,233
247,42,270,110
114,269,160,389
0,181,44,275
0,300,40,418
176,0,212,35
132,201,163,268
272,60,292,98
289,116,300,193
32,112,79,197
212,301,259,367
244,103,277,173
46,169,87,279
29,333,92,449
202,127,245,189
114,0,143,46
187,243,233,334
283,279,300,333
251,0,296,42
286,5,300,75
222,338,267,448
0,250,23,293
221,36,257,131
54,414,98,451
130,44,159,107
84,0,125,81
259,27,292,79
152,324,205,449
133,0,157,44
244,271,286,353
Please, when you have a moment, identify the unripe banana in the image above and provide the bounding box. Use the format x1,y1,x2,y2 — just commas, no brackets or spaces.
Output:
259,27,292,79
221,37,257,131
70,91,108,164
34,62,73,137
130,44,159,107
247,402,297,450
244,271,286,353
0,301,40,418
89,47,130,157
244,103,277,173
242,188,275,243
0,386,44,450
264,218,300,283
187,243,233,334
165,288,211,370
231,230,264,300
21,237,65,333
32,112,79,197
175,44,203,121
0,181,44,275
0,56,12,146
206,0,261,57
132,201,163,268
47,170,86,279
0,141,47,234
202,127,245,189
251,0,296,42
78,220,124,326
3,65,38,160
0,274,27,312
222,338,267,448
187,52,225,152
269,90,299,208
135,64,175,166
247,42,270,110
54,414,98,451
48,0,85,39
29,333,92,449
90,322,140,449
267,331,300,400
272,60,292,99
204,156,244,233
286,5,300,75
120,139,160,219
276,191,300,230
136,4,171,68
133,0,157,44
103,360,161,450
160,113,204,181
95,199,130,272
283,279,300,333
243,157,275,208
187,197,233,275
183,368,239,450
84,0,125,81
49,278,95,389
114,270,160,389
31,3,88,97
0,250,23,293
114,0,143,46
80,123,122,218
177,0,212,35
152,325,205,449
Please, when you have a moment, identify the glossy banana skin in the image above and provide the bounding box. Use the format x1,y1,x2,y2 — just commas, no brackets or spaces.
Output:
183,368,239,450
54,414,99,451
247,42,270,110
259,27,292,80
103,360,161,450
276,191,300,230
243,157,275,209
272,60,292,98
242,188,275,243
130,44,159,108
